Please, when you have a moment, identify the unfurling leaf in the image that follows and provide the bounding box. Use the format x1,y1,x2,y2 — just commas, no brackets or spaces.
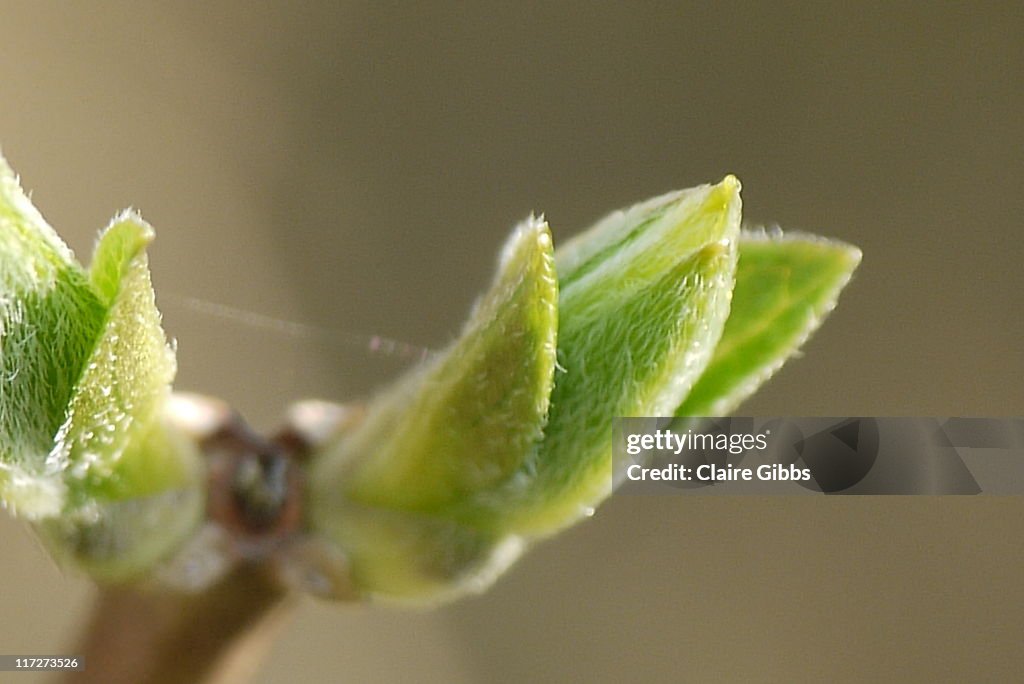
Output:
309,217,558,599
307,177,749,600
1,151,860,600
0,155,203,580
480,177,742,536
329,217,558,511
0,158,106,517
677,231,862,416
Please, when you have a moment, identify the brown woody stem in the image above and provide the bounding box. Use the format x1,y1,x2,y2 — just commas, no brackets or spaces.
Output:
66,565,291,684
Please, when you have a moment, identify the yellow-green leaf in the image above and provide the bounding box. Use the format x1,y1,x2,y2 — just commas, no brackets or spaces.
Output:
486,177,742,536
677,231,861,416
0,154,203,579
308,217,557,599
0,156,106,517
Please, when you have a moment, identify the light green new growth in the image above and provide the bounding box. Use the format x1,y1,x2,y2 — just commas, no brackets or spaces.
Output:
678,231,862,416
0,155,202,579
52,215,195,506
308,178,755,600
336,217,558,511
306,175,862,602
0,152,859,596
311,218,558,598
493,177,741,536
0,159,106,517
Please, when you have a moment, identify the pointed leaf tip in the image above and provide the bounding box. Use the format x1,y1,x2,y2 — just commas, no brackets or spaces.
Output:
314,214,558,513
308,216,559,598
477,178,742,536
677,230,861,416
0,152,202,578
88,211,156,305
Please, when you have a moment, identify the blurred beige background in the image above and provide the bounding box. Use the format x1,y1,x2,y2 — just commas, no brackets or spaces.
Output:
1,2,1022,682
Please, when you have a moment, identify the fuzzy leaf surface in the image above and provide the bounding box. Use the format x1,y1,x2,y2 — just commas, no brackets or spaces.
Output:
677,231,861,416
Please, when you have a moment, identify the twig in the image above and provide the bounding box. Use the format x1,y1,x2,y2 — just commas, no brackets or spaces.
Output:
66,565,291,684
60,400,355,684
